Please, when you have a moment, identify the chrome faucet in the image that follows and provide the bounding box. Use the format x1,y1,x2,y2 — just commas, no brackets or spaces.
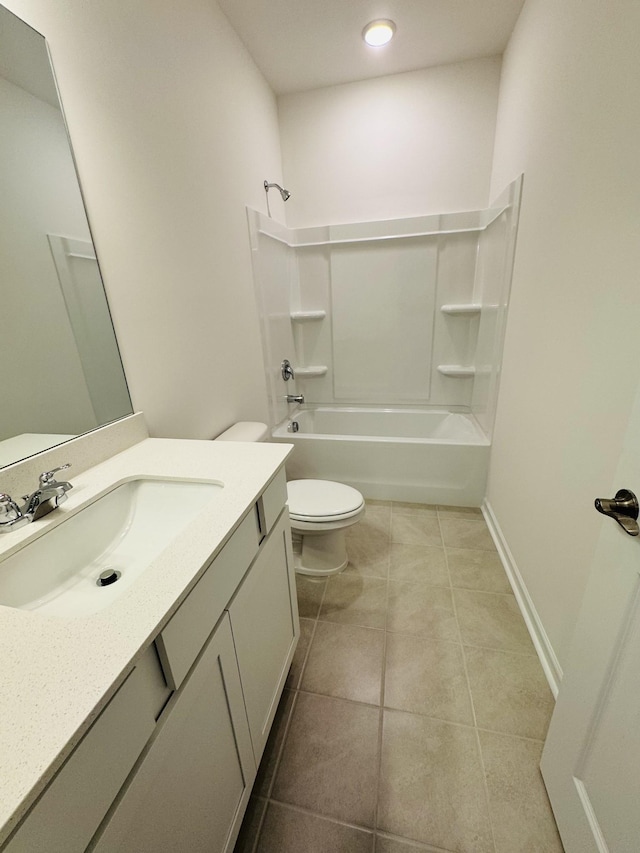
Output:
0,464,73,533
285,394,304,404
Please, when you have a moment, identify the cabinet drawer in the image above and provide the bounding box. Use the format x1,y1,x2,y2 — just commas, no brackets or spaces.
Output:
5,645,169,853
256,467,287,539
156,510,259,690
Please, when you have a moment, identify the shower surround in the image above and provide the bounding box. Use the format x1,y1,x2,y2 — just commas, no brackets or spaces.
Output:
249,177,521,503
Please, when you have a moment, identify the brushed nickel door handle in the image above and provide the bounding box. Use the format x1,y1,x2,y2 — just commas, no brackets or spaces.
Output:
594,488,639,536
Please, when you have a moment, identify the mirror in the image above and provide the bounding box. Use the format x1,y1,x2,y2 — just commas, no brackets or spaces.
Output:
0,5,133,468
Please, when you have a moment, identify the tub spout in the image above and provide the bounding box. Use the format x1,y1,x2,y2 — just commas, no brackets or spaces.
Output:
285,394,304,404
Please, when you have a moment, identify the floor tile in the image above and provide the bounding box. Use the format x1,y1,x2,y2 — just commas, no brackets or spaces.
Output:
440,518,496,551
392,502,438,518
302,621,384,705
353,505,392,539
465,646,555,739
384,634,473,724
388,544,449,587
454,589,534,654
286,618,315,690
479,730,564,853
375,835,454,852
256,803,374,853
320,574,388,629
378,710,493,852
437,505,482,519
238,498,562,853
391,515,442,547
233,796,267,853
387,582,459,641
254,689,296,797
447,547,511,593
345,534,391,579
295,574,326,619
272,692,380,827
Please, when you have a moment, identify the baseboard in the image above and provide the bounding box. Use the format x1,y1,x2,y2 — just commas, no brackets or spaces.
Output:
482,499,563,697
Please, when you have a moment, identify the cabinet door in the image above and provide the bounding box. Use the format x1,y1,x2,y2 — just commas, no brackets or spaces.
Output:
90,614,255,853
5,647,169,853
228,509,299,762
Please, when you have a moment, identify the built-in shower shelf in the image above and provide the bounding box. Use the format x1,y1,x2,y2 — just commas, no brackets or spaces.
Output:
294,365,328,378
437,365,476,378
290,311,326,322
440,303,481,315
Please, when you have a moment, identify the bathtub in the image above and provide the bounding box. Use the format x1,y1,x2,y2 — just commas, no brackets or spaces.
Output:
271,406,490,506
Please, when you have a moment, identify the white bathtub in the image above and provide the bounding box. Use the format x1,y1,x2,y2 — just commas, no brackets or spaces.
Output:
272,406,490,505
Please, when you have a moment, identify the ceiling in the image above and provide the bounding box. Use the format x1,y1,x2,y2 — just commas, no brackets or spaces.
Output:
216,0,526,95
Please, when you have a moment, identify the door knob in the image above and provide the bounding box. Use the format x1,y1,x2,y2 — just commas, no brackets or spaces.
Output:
594,488,639,536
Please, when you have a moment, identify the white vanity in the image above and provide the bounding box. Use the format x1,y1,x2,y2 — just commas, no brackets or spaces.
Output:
0,435,297,852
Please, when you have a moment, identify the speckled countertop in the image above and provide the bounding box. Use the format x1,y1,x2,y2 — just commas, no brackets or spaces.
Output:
0,437,291,844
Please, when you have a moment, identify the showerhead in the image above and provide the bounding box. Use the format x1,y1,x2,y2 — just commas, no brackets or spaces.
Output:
264,180,291,202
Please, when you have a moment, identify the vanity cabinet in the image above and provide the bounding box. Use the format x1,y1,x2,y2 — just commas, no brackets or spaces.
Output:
92,507,298,853
4,645,170,853
3,466,298,853
227,509,297,761
90,614,255,853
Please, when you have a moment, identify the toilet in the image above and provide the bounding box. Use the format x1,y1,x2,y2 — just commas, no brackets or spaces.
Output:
215,422,365,576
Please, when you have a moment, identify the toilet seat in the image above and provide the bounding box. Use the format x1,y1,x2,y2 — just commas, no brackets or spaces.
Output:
287,479,365,523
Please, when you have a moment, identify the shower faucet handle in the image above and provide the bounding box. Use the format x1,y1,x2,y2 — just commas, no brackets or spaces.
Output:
281,359,295,381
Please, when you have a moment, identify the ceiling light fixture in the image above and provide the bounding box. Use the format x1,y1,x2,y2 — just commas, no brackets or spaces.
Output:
362,19,396,47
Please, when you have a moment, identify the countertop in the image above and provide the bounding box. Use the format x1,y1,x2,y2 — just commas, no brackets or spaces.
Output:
0,437,292,844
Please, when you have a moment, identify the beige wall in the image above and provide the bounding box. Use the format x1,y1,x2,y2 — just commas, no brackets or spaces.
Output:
487,0,640,668
4,0,286,439
278,57,502,227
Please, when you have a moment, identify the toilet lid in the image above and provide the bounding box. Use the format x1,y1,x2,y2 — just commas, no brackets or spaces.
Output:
287,479,364,522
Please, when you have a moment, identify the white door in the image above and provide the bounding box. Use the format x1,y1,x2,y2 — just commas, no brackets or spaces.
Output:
540,382,640,852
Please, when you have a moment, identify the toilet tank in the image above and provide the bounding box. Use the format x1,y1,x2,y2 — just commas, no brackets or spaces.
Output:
215,422,269,442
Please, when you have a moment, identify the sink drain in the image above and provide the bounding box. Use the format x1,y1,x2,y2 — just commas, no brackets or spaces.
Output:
96,568,122,587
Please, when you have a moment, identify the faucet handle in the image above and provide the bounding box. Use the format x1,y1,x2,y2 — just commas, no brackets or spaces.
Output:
281,359,295,381
39,463,71,487
0,494,21,522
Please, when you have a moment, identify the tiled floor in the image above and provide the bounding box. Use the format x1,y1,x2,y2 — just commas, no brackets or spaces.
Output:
234,502,564,853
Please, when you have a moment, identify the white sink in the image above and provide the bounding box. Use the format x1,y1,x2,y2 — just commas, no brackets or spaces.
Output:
0,478,224,617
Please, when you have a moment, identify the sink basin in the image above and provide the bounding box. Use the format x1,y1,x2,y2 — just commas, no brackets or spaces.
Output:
0,478,223,617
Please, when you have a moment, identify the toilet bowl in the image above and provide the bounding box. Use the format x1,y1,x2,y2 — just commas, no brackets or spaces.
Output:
215,422,365,576
286,478,365,576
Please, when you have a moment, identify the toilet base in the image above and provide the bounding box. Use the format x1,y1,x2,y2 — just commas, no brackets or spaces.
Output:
292,529,349,577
